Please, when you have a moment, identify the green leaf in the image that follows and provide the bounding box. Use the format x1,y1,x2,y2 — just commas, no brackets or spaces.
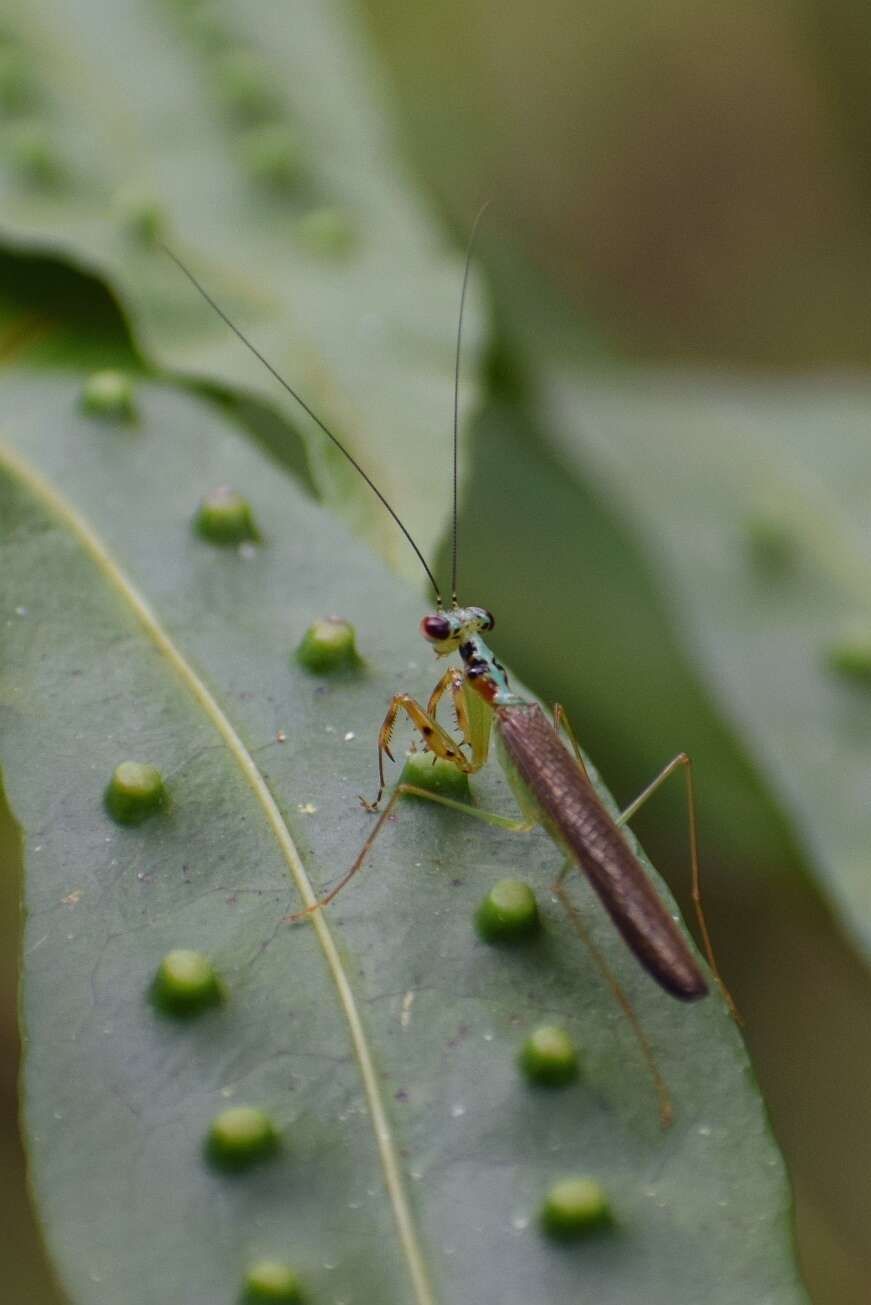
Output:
0,0,484,581
1,372,805,1304
525,364,871,962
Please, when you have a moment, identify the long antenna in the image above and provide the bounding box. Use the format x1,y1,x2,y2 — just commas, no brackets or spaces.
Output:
160,243,443,605
451,200,491,606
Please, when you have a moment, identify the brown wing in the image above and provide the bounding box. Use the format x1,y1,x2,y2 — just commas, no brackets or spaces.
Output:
497,703,707,1001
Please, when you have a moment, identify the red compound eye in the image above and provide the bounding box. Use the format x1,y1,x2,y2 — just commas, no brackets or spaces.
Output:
421,614,451,642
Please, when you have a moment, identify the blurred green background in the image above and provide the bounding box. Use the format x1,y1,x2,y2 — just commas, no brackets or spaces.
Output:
4,0,871,1300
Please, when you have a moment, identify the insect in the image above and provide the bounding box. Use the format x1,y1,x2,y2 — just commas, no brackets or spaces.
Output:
164,219,735,1126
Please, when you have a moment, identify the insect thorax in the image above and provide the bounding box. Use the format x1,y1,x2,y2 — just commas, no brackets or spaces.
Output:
458,634,519,706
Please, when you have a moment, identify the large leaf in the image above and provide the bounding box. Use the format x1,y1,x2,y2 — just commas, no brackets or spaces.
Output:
0,372,805,1304
0,0,484,580
526,365,871,962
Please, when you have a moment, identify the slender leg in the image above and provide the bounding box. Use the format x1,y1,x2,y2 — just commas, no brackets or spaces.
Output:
427,667,469,737
617,752,740,1022
390,784,537,832
552,703,590,780
285,782,537,923
552,862,673,1129
287,784,405,922
368,689,480,810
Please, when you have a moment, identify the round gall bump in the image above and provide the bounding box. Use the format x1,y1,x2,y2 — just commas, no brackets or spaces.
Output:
243,1260,304,1302
9,121,61,188
104,761,166,825
212,48,278,123
181,2,233,53
206,1106,278,1172
194,485,258,545
399,751,471,802
475,879,539,943
0,48,37,114
112,186,165,245
519,1025,579,1087
420,613,451,643
746,510,794,572
80,370,136,422
827,628,871,685
296,206,355,258
295,616,362,674
151,949,223,1017
238,123,301,191
541,1177,612,1240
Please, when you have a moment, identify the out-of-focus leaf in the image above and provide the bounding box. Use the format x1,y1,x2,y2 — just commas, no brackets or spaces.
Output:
0,248,137,372
0,372,805,1304
532,363,871,962
0,0,484,583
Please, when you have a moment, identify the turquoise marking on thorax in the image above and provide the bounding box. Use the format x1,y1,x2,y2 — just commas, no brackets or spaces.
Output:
420,603,525,707
459,634,524,706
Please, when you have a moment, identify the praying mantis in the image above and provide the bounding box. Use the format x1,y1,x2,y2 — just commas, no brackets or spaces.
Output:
164,223,735,1127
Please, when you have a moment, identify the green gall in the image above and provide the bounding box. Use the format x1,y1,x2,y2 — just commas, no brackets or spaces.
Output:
295,206,355,258
151,949,223,1017
399,750,471,803
475,878,539,943
541,1177,612,1239
827,629,871,684
519,1025,579,1087
194,486,258,544
80,370,137,421
8,120,61,188
0,47,36,113
206,1106,278,1172
105,762,166,826
238,123,301,190
213,48,279,123
243,1260,304,1303
112,185,165,244
745,505,795,572
295,617,361,674
182,1,232,52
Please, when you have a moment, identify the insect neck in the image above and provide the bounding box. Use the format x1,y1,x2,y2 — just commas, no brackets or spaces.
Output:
458,634,521,706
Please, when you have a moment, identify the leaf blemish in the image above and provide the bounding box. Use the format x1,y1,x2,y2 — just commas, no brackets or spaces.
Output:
243,1258,304,1303
519,1025,580,1088
104,761,166,825
194,485,259,545
151,949,223,1017
80,370,137,422
475,879,540,943
206,1105,279,1172
826,627,871,684
296,616,362,674
541,1177,613,1240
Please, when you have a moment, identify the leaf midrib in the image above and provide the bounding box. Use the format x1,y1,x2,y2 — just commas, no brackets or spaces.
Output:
0,434,435,1305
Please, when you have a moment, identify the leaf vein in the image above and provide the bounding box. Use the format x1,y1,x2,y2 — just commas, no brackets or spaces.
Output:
0,436,436,1305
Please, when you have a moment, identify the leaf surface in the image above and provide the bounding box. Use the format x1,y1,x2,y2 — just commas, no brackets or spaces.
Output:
0,0,484,580
0,372,806,1304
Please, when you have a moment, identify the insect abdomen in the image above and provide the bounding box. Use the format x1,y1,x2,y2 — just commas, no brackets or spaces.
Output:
496,703,707,1001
